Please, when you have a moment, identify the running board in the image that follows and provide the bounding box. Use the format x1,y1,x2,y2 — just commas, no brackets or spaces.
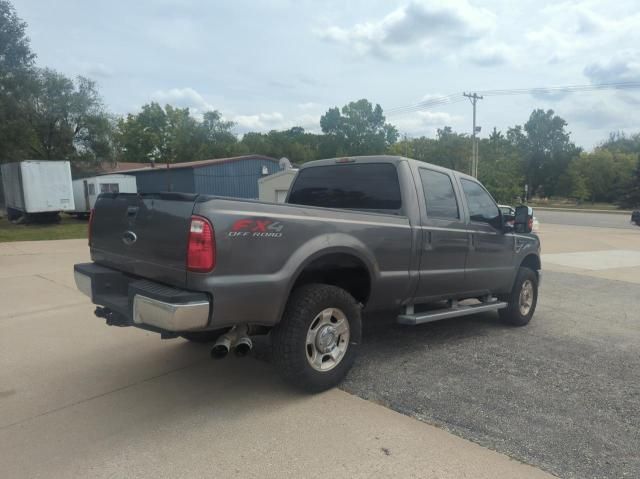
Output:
397,301,507,326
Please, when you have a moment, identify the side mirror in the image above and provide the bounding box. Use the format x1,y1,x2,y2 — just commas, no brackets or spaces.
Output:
514,205,534,233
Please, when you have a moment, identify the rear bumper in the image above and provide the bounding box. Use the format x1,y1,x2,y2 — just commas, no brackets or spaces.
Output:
73,263,211,332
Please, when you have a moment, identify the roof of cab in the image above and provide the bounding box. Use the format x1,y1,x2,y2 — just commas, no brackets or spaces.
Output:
299,155,477,181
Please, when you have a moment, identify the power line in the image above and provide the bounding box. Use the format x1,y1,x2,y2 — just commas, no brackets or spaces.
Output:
386,81,640,117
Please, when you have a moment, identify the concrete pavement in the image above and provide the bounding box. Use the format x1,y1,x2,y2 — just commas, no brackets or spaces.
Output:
535,209,636,230
540,223,640,284
0,239,552,478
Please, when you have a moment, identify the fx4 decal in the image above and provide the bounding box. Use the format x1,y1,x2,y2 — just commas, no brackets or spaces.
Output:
228,218,284,238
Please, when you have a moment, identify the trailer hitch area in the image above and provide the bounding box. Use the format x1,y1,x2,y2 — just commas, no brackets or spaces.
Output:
94,306,130,327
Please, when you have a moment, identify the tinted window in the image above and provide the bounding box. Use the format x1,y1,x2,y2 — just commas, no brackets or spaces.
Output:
88,183,95,195
461,179,500,225
288,163,402,212
419,169,459,220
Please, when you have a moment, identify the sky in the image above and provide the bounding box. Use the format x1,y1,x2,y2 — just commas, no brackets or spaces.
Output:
12,0,640,149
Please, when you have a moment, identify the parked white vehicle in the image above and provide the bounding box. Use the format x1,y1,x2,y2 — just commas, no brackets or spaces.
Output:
1,161,75,221
72,175,137,216
499,205,540,233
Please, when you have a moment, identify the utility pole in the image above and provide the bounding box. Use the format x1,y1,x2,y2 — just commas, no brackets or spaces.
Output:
463,92,483,178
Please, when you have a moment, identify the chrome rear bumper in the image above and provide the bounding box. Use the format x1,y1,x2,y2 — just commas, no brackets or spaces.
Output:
132,295,209,331
73,264,211,332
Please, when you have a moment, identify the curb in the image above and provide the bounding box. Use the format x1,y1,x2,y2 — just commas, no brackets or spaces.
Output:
531,207,632,215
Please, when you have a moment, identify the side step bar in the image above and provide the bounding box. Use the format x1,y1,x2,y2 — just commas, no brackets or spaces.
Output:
397,301,507,326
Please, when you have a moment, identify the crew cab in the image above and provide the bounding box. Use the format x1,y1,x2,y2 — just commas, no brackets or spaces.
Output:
74,156,541,392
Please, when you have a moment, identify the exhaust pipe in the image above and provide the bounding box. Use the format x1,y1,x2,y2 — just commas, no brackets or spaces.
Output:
211,333,233,359
210,325,252,359
234,335,253,357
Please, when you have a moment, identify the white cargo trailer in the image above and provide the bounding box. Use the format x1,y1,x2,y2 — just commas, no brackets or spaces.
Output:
72,174,137,215
1,161,75,220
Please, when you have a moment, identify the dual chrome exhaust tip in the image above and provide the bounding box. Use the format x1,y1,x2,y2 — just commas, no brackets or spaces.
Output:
210,326,253,359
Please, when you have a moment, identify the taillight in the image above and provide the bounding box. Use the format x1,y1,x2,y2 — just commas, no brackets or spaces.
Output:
88,208,95,246
187,215,215,272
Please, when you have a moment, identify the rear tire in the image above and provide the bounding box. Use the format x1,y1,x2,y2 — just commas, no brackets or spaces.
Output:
271,284,361,393
499,267,538,326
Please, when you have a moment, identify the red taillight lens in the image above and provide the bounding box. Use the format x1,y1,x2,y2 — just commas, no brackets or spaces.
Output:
88,208,95,246
187,215,215,272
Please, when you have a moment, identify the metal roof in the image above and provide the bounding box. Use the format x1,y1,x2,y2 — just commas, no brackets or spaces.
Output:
120,155,278,174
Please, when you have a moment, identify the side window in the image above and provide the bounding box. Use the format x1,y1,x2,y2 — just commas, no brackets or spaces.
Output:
419,169,459,220
461,179,500,225
288,163,402,212
88,183,95,195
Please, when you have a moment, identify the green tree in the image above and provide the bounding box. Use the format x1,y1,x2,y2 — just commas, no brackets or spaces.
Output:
508,109,581,198
569,149,636,203
567,161,590,202
0,0,38,160
27,69,114,166
600,131,640,155
320,99,398,156
197,110,240,157
620,156,640,208
388,128,471,173
477,128,525,203
117,103,240,164
240,127,322,163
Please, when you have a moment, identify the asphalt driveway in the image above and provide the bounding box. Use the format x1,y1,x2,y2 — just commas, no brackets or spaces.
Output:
341,270,640,479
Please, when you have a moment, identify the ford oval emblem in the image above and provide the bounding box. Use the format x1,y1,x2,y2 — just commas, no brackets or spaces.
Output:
122,230,137,246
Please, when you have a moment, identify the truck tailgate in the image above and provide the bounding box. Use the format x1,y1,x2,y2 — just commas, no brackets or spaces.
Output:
90,192,197,287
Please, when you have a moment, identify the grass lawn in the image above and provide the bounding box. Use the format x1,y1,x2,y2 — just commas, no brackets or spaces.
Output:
0,214,88,242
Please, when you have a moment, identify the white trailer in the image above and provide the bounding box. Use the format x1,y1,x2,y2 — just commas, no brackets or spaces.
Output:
72,174,137,215
1,161,75,220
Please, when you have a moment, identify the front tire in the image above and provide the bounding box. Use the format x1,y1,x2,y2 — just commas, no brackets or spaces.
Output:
499,267,538,326
271,284,362,393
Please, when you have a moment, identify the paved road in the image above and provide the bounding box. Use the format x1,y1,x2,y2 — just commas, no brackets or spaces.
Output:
535,209,636,229
340,271,640,479
0,239,553,479
4,225,640,479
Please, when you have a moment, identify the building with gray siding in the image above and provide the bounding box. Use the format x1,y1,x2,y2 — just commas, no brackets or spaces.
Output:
119,155,281,198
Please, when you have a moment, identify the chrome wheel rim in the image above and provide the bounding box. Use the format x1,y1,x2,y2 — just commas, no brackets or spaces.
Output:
306,308,350,372
519,280,534,316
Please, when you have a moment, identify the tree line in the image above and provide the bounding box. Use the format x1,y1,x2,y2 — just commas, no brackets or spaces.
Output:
1,0,639,207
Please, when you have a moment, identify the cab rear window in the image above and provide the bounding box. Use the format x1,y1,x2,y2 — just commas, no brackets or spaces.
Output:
288,163,402,212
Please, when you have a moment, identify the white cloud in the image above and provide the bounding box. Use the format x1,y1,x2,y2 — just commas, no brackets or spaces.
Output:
230,111,321,134
584,51,640,84
232,112,285,130
527,2,640,64
394,110,462,137
297,102,322,110
565,95,639,130
316,0,496,60
151,87,215,114
75,61,114,79
465,43,514,67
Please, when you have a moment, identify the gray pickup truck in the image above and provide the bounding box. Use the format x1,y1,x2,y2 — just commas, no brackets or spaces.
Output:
74,155,540,392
